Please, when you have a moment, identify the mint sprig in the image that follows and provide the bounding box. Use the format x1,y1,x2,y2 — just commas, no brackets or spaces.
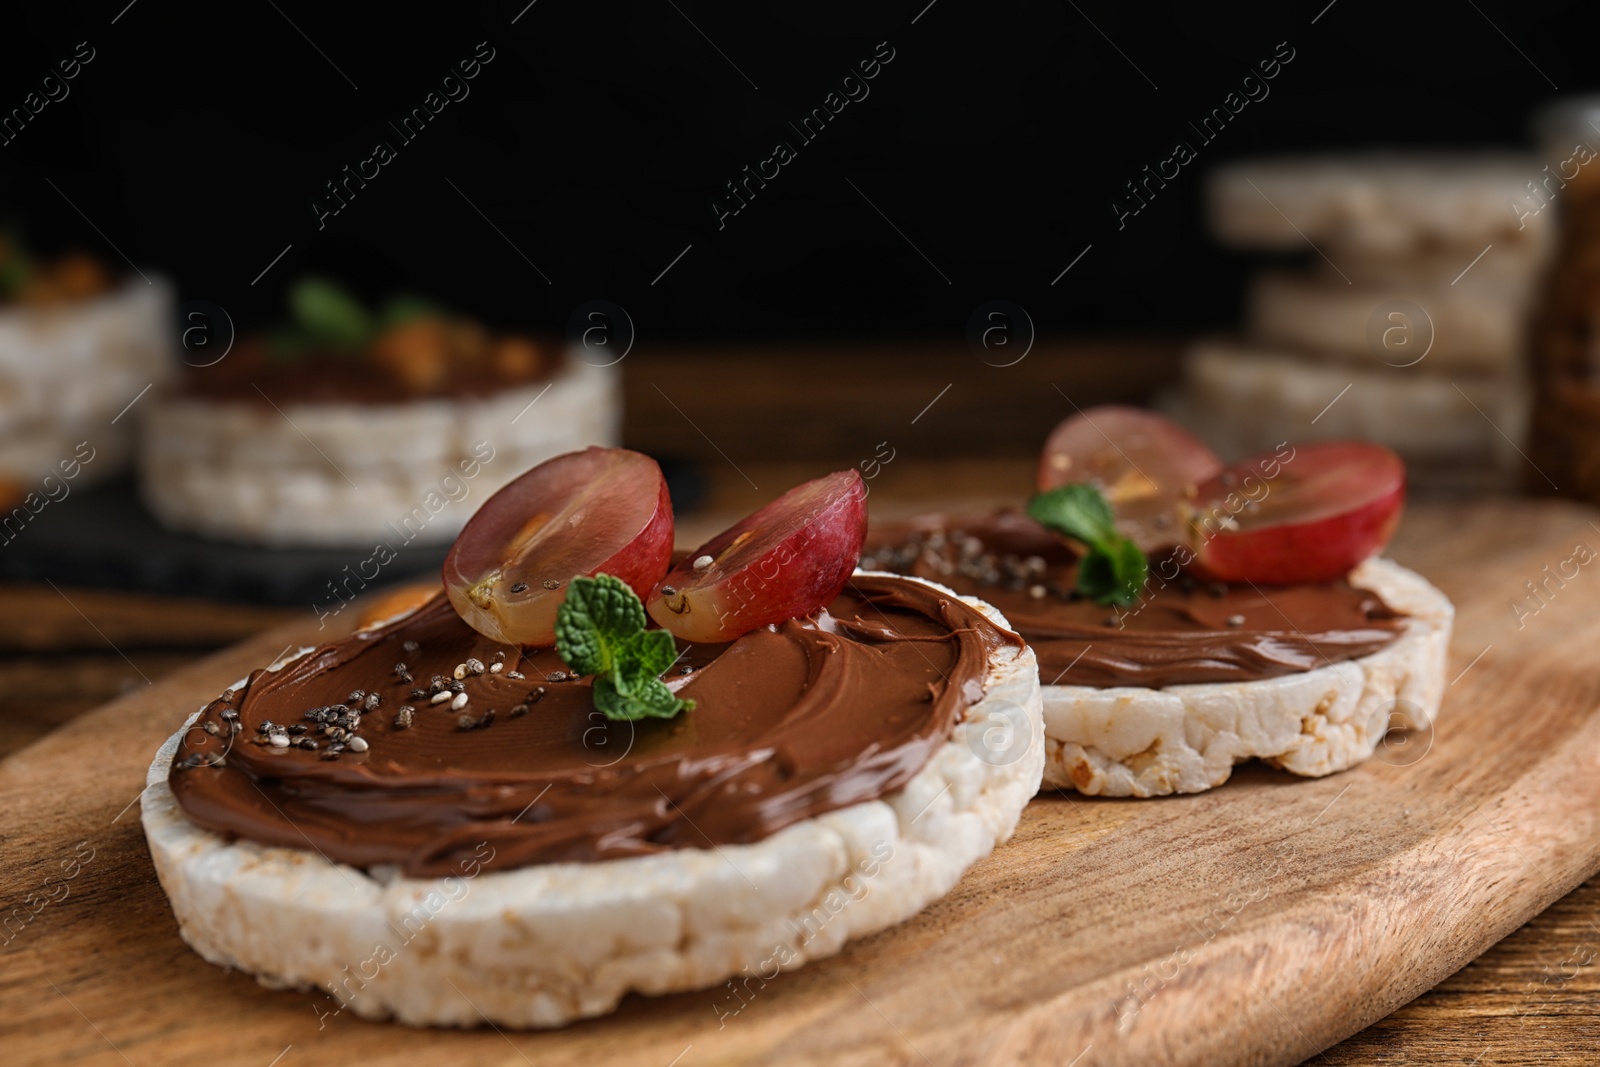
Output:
269,279,451,363
555,574,693,721
0,232,32,299
289,276,371,350
1027,485,1148,606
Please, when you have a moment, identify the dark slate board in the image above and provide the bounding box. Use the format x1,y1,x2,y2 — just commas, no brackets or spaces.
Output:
0,462,708,606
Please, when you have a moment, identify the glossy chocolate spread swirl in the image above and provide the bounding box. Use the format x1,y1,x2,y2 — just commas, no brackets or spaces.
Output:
864,512,1403,689
169,576,1019,877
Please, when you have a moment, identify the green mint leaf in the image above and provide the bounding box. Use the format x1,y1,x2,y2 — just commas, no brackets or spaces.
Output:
1027,485,1149,607
1074,537,1148,606
0,236,31,299
556,574,692,721
594,675,693,721
1026,485,1117,547
635,678,694,718
289,276,371,349
553,574,644,677
378,294,444,328
613,628,678,694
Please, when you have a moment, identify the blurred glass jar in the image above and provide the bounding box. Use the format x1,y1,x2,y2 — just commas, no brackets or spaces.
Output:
1527,97,1600,500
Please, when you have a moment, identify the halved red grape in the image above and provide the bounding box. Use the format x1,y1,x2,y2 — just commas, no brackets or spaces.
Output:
646,470,867,643
443,447,674,646
1186,442,1405,584
1038,406,1222,551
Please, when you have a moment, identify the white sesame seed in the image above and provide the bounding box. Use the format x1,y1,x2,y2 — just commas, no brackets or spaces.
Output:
693,554,714,570
489,662,503,673
431,691,452,705
268,733,290,748
451,692,469,711
1029,584,1047,599
453,663,468,681
347,736,369,753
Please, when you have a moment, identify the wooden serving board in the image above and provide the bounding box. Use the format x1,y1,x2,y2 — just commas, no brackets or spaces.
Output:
3,498,1599,1067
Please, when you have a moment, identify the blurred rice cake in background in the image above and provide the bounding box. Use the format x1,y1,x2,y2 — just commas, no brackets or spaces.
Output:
0,237,173,505
138,278,620,548
1162,155,1552,490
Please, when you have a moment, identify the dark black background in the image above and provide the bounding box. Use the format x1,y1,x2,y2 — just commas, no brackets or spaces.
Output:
0,0,1586,342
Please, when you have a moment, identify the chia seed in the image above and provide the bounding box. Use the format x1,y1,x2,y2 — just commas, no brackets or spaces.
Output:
457,708,495,730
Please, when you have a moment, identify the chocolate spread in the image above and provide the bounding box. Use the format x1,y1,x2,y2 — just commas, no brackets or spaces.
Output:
175,337,564,406
169,575,1019,877
863,512,1403,689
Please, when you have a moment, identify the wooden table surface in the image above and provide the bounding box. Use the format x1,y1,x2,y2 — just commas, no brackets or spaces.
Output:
1,353,1596,1066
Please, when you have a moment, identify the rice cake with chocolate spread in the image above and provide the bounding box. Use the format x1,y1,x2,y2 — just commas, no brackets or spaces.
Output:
140,572,1043,1027
863,512,1452,796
